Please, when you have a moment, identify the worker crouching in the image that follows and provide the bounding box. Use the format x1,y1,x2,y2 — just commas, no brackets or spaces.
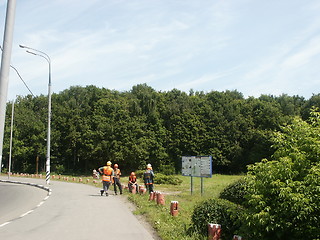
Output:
128,172,139,193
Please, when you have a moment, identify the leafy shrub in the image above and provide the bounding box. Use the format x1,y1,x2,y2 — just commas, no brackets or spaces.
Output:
190,198,246,240
244,111,320,240
154,173,182,185
134,170,182,185
158,164,176,175
134,169,145,179
219,178,248,206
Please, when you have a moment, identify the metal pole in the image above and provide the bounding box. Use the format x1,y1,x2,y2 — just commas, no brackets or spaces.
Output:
201,177,204,196
191,176,193,195
0,0,17,174
46,66,51,184
8,100,14,179
19,45,51,184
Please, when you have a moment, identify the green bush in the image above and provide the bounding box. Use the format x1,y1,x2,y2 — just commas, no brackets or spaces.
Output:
154,173,182,185
219,178,248,206
134,170,182,185
190,198,246,240
244,111,320,240
158,164,176,175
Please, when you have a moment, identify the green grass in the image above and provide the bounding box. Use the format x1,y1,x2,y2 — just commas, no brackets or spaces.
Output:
127,174,243,240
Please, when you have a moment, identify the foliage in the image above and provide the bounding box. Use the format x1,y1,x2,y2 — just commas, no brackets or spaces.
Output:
2,84,317,175
158,164,176,175
190,198,246,240
219,178,248,206
244,109,320,240
154,173,182,185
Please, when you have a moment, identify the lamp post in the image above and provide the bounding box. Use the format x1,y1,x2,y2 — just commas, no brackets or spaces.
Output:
20,44,51,185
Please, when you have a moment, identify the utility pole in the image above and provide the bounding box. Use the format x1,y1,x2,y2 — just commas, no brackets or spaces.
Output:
0,0,17,174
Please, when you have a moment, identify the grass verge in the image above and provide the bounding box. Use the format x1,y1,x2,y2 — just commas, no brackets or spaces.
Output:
127,174,242,240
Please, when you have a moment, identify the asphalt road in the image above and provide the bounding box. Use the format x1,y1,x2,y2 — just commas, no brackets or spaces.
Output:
0,176,157,240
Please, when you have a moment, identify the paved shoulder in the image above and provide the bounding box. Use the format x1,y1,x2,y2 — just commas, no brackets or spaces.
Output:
0,177,156,240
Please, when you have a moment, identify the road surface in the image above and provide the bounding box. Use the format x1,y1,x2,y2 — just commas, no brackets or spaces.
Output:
0,176,157,240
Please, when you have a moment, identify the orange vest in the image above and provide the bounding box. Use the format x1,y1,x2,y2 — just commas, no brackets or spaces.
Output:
129,175,137,183
102,166,113,182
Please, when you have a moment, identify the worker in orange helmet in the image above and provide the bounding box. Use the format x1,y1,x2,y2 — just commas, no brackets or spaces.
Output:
128,172,139,193
143,163,154,194
113,163,122,195
98,161,114,196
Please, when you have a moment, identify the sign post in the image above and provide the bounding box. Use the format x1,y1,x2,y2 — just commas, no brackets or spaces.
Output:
182,156,212,195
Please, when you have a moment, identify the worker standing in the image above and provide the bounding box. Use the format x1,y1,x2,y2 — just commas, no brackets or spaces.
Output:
128,172,139,193
98,161,114,196
143,163,154,194
113,164,123,195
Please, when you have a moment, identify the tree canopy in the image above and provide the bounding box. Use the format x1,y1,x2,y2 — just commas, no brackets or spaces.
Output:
2,84,319,175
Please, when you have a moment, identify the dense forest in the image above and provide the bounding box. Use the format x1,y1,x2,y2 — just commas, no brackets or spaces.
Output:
2,84,320,175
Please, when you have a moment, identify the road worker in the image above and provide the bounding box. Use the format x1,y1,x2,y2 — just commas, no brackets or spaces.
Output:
128,172,139,193
113,164,122,195
98,161,114,196
143,163,154,194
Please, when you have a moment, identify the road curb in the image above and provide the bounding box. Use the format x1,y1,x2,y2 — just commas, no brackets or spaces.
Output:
0,179,52,195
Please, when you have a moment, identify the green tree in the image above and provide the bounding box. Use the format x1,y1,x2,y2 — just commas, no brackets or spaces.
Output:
244,109,320,240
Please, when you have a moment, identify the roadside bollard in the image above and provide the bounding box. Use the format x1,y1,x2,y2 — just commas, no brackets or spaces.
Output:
79,178,83,182
132,184,137,194
154,191,159,202
233,235,243,240
156,192,165,205
72,177,76,181
170,201,179,216
86,179,90,183
93,180,97,184
149,191,155,201
139,185,146,194
208,223,221,240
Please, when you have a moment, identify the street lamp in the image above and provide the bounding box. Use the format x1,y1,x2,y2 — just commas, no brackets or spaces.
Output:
19,44,52,185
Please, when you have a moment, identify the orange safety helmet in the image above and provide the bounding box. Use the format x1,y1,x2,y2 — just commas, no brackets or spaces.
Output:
130,172,135,176
114,164,118,168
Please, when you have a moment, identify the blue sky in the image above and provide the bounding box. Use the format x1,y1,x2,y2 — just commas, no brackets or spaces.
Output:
1,0,320,101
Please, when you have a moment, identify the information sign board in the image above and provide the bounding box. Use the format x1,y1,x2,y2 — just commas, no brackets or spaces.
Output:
182,156,212,178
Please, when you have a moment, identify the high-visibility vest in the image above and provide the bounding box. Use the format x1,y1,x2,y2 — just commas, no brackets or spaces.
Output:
102,166,113,182
129,175,137,183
